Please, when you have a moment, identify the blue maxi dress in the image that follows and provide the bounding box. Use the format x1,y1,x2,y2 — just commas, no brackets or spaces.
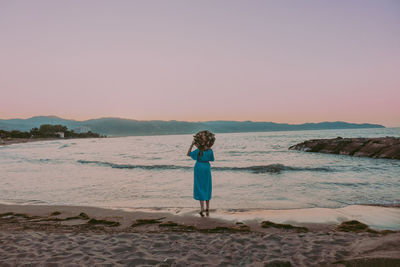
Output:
190,149,214,201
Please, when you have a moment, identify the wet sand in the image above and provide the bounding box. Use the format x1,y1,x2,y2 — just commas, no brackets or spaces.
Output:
0,204,399,266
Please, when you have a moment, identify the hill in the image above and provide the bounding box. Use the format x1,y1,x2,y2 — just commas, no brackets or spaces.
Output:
0,116,385,136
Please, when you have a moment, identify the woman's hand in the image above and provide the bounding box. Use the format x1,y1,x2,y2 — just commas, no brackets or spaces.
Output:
187,140,195,156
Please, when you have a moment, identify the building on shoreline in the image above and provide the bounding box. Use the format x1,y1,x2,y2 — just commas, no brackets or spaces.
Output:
55,132,65,138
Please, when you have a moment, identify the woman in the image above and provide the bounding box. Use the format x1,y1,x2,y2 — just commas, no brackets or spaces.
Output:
186,130,215,217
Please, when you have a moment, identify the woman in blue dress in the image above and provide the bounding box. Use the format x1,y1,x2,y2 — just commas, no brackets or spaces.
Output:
187,130,215,217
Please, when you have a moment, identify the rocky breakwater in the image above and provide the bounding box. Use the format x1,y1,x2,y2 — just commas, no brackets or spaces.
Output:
289,137,400,160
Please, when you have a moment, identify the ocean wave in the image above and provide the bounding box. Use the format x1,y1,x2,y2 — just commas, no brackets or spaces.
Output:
214,164,332,173
225,150,275,155
77,160,192,170
0,199,48,205
59,143,76,149
320,182,370,187
77,160,332,173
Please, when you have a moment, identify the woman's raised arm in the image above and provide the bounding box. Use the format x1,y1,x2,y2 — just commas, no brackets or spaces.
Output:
187,141,195,157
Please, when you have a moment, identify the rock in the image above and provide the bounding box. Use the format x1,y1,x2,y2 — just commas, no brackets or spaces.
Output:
336,220,377,233
289,137,400,160
263,260,292,267
334,258,400,267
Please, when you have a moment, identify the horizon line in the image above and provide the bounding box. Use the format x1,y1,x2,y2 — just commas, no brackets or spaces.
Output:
0,115,395,127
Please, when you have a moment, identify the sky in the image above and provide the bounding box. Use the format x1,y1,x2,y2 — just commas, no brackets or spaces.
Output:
1,1,399,127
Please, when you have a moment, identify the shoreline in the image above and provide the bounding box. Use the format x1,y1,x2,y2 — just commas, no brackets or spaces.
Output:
2,203,399,231
0,203,330,233
1,203,399,266
113,204,400,231
0,137,104,147
0,137,59,146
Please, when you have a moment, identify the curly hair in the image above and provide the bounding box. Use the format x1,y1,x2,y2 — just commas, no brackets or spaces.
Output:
193,130,215,157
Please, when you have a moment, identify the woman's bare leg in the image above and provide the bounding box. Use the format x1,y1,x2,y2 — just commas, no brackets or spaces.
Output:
199,201,205,216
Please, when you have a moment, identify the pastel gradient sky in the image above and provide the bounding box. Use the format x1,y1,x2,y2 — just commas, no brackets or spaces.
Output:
1,1,399,126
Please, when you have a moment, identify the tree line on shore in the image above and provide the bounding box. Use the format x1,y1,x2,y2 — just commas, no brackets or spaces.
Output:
0,124,104,139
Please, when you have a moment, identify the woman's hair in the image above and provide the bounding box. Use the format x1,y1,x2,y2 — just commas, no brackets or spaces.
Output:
193,130,216,157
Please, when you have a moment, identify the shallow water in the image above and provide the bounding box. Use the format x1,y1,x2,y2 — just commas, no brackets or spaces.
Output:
0,128,399,211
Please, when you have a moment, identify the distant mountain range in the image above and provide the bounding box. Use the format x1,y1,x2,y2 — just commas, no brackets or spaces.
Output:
0,116,385,136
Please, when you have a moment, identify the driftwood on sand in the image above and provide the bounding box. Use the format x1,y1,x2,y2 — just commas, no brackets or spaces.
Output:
289,137,400,160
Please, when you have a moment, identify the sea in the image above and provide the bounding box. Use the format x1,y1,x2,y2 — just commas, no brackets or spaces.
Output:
1,128,399,212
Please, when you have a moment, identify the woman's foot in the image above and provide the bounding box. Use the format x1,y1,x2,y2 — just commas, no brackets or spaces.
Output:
205,209,209,216
199,210,205,217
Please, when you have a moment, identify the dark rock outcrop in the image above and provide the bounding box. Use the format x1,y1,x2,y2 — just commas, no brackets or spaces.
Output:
289,137,400,160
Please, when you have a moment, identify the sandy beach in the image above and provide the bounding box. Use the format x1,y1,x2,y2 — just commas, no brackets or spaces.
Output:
1,204,399,266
